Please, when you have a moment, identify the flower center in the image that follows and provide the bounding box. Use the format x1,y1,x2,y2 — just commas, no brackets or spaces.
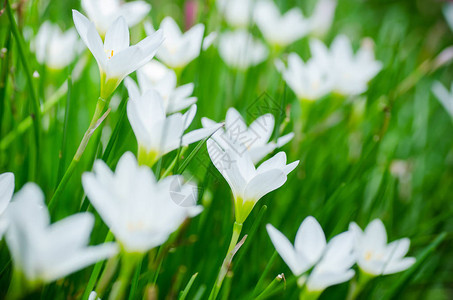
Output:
365,251,373,261
105,49,114,59
127,221,145,231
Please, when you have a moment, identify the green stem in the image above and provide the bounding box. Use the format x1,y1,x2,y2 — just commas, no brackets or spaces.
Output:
48,97,108,212
108,253,142,300
254,274,284,300
5,0,41,176
208,222,243,300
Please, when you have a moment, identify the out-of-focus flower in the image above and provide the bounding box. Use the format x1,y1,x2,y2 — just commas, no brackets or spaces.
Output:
432,81,453,118
73,10,163,99
88,291,101,300
254,0,309,48
82,0,151,37
5,183,118,285
32,21,82,70
267,217,355,293
275,53,335,101
349,219,415,276
309,0,337,36
127,89,220,166
218,30,268,70
443,3,453,32
310,36,382,96
82,152,203,253
202,107,294,163
0,172,14,239
125,61,197,113
217,0,254,28
145,17,205,69
208,139,298,224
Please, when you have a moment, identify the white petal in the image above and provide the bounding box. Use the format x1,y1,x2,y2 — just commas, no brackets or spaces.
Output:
266,224,309,276
104,16,129,53
243,169,286,201
382,257,415,275
294,216,326,265
0,172,14,214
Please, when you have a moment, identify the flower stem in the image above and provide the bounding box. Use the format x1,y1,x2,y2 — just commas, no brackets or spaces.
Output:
208,222,243,300
109,253,142,300
48,97,109,212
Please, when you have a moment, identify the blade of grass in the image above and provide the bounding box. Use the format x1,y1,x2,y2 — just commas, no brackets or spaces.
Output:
57,75,72,183
179,272,198,300
5,0,41,171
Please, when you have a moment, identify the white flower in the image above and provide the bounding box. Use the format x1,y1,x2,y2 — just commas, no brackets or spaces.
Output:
218,30,268,70
5,183,118,284
125,60,196,113
88,291,101,300
432,81,453,118
216,0,254,28
308,0,337,36
32,21,82,69
275,53,335,101
0,172,14,239
310,35,382,96
208,139,298,223
82,0,151,37
82,152,203,253
72,10,163,99
127,89,220,166
202,32,218,51
254,0,310,47
267,217,355,292
443,3,453,32
202,107,294,163
145,17,205,69
349,219,416,276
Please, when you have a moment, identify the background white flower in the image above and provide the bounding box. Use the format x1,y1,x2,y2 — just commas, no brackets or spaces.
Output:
145,17,205,69
202,107,294,163
275,53,335,101
82,152,203,253
310,35,383,96
218,30,268,70
309,0,337,36
5,183,118,284
349,219,416,276
216,0,254,28
254,0,310,47
32,21,82,69
82,0,151,36
267,216,355,292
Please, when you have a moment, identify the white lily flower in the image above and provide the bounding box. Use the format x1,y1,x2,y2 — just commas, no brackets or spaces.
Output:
88,291,101,300
5,183,118,284
145,17,205,69
82,152,203,253
72,10,163,99
254,0,310,48
349,219,415,276
218,30,268,70
310,35,383,96
202,107,294,164
124,61,197,113
32,21,82,70
432,81,453,118
82,0,151,37
202,31,218,51
308,0,337,37
267,217,355,292
127,89,220,166
0,172,14,239
216,0,254,28
275,53,335,101
208,139,298,223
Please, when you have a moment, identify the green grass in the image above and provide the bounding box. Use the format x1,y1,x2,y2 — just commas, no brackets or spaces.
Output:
0,0,452,299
